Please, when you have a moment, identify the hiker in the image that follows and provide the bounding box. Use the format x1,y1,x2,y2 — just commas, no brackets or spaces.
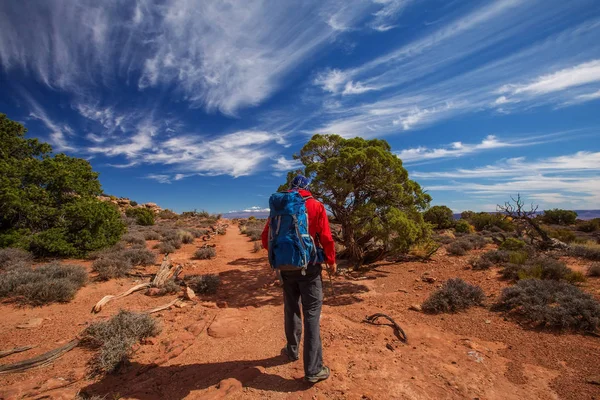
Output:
261,174,336,383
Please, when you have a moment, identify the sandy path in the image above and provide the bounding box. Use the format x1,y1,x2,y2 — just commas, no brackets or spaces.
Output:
1,224,599,399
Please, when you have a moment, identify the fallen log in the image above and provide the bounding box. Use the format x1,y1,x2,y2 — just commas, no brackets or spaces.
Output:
0,340,79,374
152,255,176,287
363,313,408,343
0,346,34,359
147,298,182,314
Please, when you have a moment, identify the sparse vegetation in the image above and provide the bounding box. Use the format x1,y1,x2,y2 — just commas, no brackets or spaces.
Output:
144,230,161,240
156,242,176,254
541,209,578,225
0,263,87,305
454,219,474,234
92,247,155,280
422,278,485,314
469,256,493,270
423,205,455,229
446,240,473,256
194,247,216,260
500,256,583,283
577,218,600,233
82,310,160,374
155,279,181,295
493,279,600,331
179,230,195,244
125,208,155,226
481,249,511,264
463,234,487,249
409,240,440,260
548,228,577,244
122,233,146,246
158,209,178,219
253,241,262,253
185,274,220,294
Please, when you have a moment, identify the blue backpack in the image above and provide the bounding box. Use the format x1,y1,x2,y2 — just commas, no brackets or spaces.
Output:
267,191,322,274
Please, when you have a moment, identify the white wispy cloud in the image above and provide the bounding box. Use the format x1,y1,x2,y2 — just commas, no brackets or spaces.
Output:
369,0,412,32
272,156,303,172
23,95,75,151
0,0,406,116
145,174,173,184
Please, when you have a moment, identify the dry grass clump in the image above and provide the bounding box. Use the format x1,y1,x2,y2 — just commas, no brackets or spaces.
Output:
569,243,600,261
82,310,160,374
193,247,216,260
155,279,181,295
422,278,485,314
185,274,220,294
178,230,195,244
446,240,473,256
493,279,600,331
143,230,161,240
155,242,176,254
253,241,262,253
0,248,33,270
469,256,493,270
0,263,87,305
463,234,487,249
588,263,600,277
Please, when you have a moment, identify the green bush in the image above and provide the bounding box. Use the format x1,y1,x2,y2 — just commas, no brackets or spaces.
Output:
454,219,473,234
508,250,529,265
422,278,485,314
465,212,513,232
83,310,160,374
499,238,526,251
125,208,155,226
492,279,600,331
423,205,455,229
0,263,87,305
541,209,578,225
548,228,577,243
0,114,125,256
500,256,582,283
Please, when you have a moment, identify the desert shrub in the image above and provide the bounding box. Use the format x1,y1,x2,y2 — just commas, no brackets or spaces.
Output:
158,209,178,219
500,256,582,283
0,248,33,270
422,278,485,314
508,250,529,265
587,263,600,277
0,263,87,305
466,212,513,232
194,247,216,260
569,244,600,261
548,228,577,244
541,209,578,225
481,249,511,264
253,241,262,253
469,256,493,270
143,230,161,240
188,229,208,238
129,201,138,207
160,230,183,249
446,240,473,256
92,257,132,280
155,279,181,295
423,205,455,229
178,230,195,244
499,238,526,251
409,240,440,260
244,223,264,241
125,208,155,226
87,242,126,260
492,279,600,331
122,248,155,266
454,219,474,234
432,233,454,245
577,218,600,233
248,216,256,221
122,233,146,246
82,310,160,374
463,234,487,249
156,242,176,254
186,274,220,294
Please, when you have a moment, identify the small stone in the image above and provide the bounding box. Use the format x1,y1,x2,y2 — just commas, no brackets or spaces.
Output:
586,376,600,385
386,343,394,351
398,289,409,293
407,269,415,272
146,288,162,296
184,287,196,300
485,320,491,324
408,304,422,312
421,276,437,283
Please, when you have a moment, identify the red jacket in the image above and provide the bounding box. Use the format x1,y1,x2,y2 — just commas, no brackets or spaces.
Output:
261,189,336,265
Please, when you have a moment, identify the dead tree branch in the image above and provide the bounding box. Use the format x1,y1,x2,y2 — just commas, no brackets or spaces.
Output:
0,340,79,374
363,313,408,343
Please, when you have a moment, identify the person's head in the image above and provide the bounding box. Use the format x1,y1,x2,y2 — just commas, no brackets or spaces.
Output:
289,174,310,191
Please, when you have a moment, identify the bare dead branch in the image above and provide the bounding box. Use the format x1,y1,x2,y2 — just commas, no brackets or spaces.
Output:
363,313,408,343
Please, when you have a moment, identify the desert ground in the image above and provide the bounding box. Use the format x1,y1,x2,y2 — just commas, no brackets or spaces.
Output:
1,222,599,400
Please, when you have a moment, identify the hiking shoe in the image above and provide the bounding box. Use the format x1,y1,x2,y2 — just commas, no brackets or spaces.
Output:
281,346,299,362
305,366,330,383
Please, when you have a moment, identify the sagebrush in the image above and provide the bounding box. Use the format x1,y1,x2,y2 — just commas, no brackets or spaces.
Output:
194,247,216,260
422,278,485,314
185,274,220,294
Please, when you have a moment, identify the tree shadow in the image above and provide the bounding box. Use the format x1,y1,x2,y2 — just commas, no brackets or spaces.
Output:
80,355,311,400
202,257,369,308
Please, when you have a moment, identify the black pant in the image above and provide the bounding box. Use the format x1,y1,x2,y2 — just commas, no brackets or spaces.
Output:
280,264,323,377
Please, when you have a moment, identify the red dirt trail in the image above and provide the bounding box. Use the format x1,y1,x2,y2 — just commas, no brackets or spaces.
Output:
1,224,599,399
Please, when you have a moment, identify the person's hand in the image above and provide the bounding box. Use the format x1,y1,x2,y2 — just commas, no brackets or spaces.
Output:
326,263,337,275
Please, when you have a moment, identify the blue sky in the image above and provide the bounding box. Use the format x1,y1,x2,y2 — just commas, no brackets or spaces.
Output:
1,0,599,214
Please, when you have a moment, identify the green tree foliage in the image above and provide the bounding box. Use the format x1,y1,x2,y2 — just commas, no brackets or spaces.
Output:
0,114,125,256
454,219,473,233
463,212,514,232
279,134,431,264
125,207,155,226
541,209,578,225
423,205,455,229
